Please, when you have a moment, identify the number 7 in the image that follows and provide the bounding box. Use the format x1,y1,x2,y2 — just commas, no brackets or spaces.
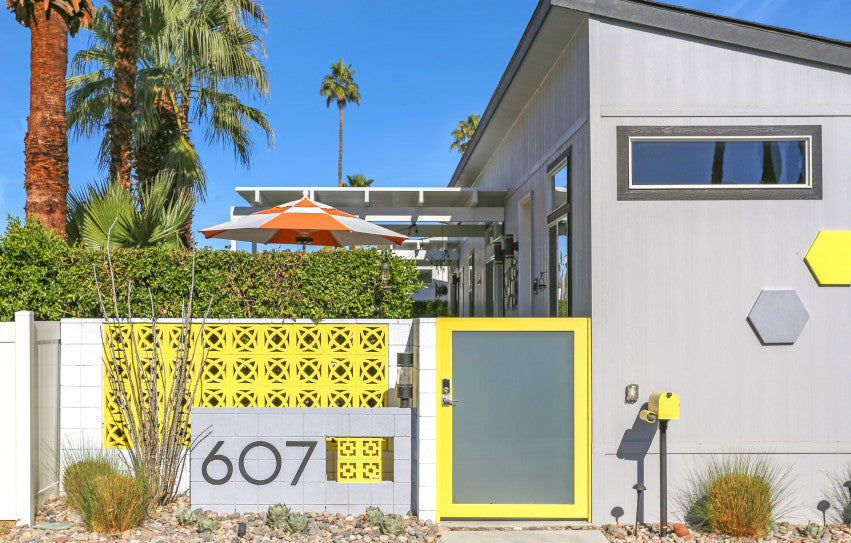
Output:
285,440,317,485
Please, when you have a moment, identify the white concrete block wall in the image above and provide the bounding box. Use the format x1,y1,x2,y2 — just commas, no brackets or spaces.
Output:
59,319,105,460
56,318,420,505
414,319,437,521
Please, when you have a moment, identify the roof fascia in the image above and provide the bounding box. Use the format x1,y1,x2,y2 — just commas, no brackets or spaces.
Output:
553,0,851,71
448,0,552,188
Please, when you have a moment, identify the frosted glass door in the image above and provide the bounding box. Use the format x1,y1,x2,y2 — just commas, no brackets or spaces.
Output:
450,331,575,504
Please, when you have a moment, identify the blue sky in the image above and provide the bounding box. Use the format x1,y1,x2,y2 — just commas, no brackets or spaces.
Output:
1,0,849,249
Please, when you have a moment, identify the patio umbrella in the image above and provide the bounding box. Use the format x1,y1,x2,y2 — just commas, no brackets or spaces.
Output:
200,191,408,247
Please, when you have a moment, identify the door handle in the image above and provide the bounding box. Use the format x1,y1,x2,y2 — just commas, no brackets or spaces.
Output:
441,378,458,407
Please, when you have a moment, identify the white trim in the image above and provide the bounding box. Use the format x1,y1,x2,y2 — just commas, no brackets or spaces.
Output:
627,134,813,190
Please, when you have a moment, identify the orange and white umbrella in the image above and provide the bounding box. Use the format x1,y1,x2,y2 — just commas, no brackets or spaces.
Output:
200,191,407,247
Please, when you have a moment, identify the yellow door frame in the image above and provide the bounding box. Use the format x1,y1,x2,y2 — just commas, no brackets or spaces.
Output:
435,317,591,521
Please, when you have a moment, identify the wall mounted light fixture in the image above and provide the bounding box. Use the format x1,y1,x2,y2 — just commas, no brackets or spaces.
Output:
380,262,392,291
396,352,414,408
532,271,547,294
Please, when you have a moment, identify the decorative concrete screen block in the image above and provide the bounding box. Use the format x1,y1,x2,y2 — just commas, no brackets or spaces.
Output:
747,290,810,345
103,324,387,448
805,231,851,285
190,408,416,515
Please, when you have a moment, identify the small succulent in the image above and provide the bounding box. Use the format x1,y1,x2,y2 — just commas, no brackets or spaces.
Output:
266,503,290,529
805,523,825,539
178,508,199,526
287,512,310,533
365,506,385,526
197,516,220,534
380,514,405,535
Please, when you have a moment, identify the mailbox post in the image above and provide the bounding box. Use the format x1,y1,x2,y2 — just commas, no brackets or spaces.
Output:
639,392,680,537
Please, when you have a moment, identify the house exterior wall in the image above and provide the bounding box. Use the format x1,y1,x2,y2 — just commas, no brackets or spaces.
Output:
458,19,592,318
587,16,851,523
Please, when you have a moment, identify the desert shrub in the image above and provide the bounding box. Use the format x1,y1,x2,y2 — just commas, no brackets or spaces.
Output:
705,474,772,537
63,459,117,512
84,473,150,532
681,454,793,538
0,217,421,321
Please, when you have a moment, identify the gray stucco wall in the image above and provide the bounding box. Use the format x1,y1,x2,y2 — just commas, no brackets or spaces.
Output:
588,16,851,523
456,18,592,318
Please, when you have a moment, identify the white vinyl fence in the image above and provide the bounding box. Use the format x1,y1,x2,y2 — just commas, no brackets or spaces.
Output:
0,311,61,526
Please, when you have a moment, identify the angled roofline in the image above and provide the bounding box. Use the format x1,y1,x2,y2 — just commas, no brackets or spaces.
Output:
556,0,851,70
449,0,851,188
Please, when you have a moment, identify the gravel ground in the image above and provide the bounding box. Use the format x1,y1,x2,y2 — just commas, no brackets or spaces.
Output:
1,495,441,543
600,522,851,543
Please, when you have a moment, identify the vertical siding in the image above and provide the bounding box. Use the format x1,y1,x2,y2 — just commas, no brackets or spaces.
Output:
459,20,591,317
588,17,851,523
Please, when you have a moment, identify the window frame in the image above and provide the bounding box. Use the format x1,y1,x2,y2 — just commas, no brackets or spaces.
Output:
617,125,822,200
548,150,571,214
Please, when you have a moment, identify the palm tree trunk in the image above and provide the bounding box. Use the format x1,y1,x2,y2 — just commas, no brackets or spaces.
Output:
109,0,143,190
338,103,344,187
24,7,70,237
179,83,195,248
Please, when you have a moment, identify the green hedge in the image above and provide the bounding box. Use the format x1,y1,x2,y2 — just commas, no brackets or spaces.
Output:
0,218,421,321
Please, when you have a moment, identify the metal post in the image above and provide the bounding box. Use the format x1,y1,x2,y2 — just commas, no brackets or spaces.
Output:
660,419,668,537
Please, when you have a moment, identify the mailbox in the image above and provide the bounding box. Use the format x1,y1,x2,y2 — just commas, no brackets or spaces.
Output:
649,391,680,421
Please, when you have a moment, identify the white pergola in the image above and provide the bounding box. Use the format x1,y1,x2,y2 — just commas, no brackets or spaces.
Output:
230,187,507,264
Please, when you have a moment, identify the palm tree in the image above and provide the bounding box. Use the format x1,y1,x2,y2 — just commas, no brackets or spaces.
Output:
344,173,374,187
109,0,144,189
8,0,94,237
67,173,194,249
319,59,361,187
67,0,273,240
450,114,480,154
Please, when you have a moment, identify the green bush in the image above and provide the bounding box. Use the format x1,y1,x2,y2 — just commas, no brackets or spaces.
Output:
0,217,421,321
64,459,117,512
681,454,793,538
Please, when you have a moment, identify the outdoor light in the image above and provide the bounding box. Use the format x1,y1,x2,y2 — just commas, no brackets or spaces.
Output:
532,271,547,294
295,236,313,245
632,483,646,534
625,383,639,404
503,234,517,259
396,352,414,408
494,242,505,264
380,262,392,291
817,500,830,526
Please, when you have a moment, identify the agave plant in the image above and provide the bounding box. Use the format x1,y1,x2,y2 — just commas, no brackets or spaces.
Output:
266,503,290,530
196,516,219,533
286,512,310,533
805,523,825,539
178,508,199,526
380,514,405,536
365,506,385,526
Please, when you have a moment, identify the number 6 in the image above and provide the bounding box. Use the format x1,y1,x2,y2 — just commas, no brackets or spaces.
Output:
202,440,233,485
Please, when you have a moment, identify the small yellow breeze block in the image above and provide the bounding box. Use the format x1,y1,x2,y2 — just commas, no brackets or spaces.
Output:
805,231,851,286
331,438,385,482
648,391,680,421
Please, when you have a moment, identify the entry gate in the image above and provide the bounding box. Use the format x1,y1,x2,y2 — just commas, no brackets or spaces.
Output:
436,318,590,520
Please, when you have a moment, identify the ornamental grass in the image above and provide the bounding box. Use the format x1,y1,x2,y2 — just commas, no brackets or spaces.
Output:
84,473,150,532
681,454,794,539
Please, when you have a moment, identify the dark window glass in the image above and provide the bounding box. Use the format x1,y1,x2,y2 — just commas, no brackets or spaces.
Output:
631,139,808,186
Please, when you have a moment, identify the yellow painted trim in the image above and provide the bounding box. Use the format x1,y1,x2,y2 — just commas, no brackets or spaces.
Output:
435,318,592,521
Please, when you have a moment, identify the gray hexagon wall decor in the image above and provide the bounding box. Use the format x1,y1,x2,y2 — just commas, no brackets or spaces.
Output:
747,290,810,345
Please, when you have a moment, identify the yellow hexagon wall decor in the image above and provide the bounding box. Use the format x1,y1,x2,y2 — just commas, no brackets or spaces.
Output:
805,231,851,286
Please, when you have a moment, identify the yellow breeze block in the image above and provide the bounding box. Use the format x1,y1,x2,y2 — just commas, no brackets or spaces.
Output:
332,438,385,482
103,324,388,449
805,231,851,286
